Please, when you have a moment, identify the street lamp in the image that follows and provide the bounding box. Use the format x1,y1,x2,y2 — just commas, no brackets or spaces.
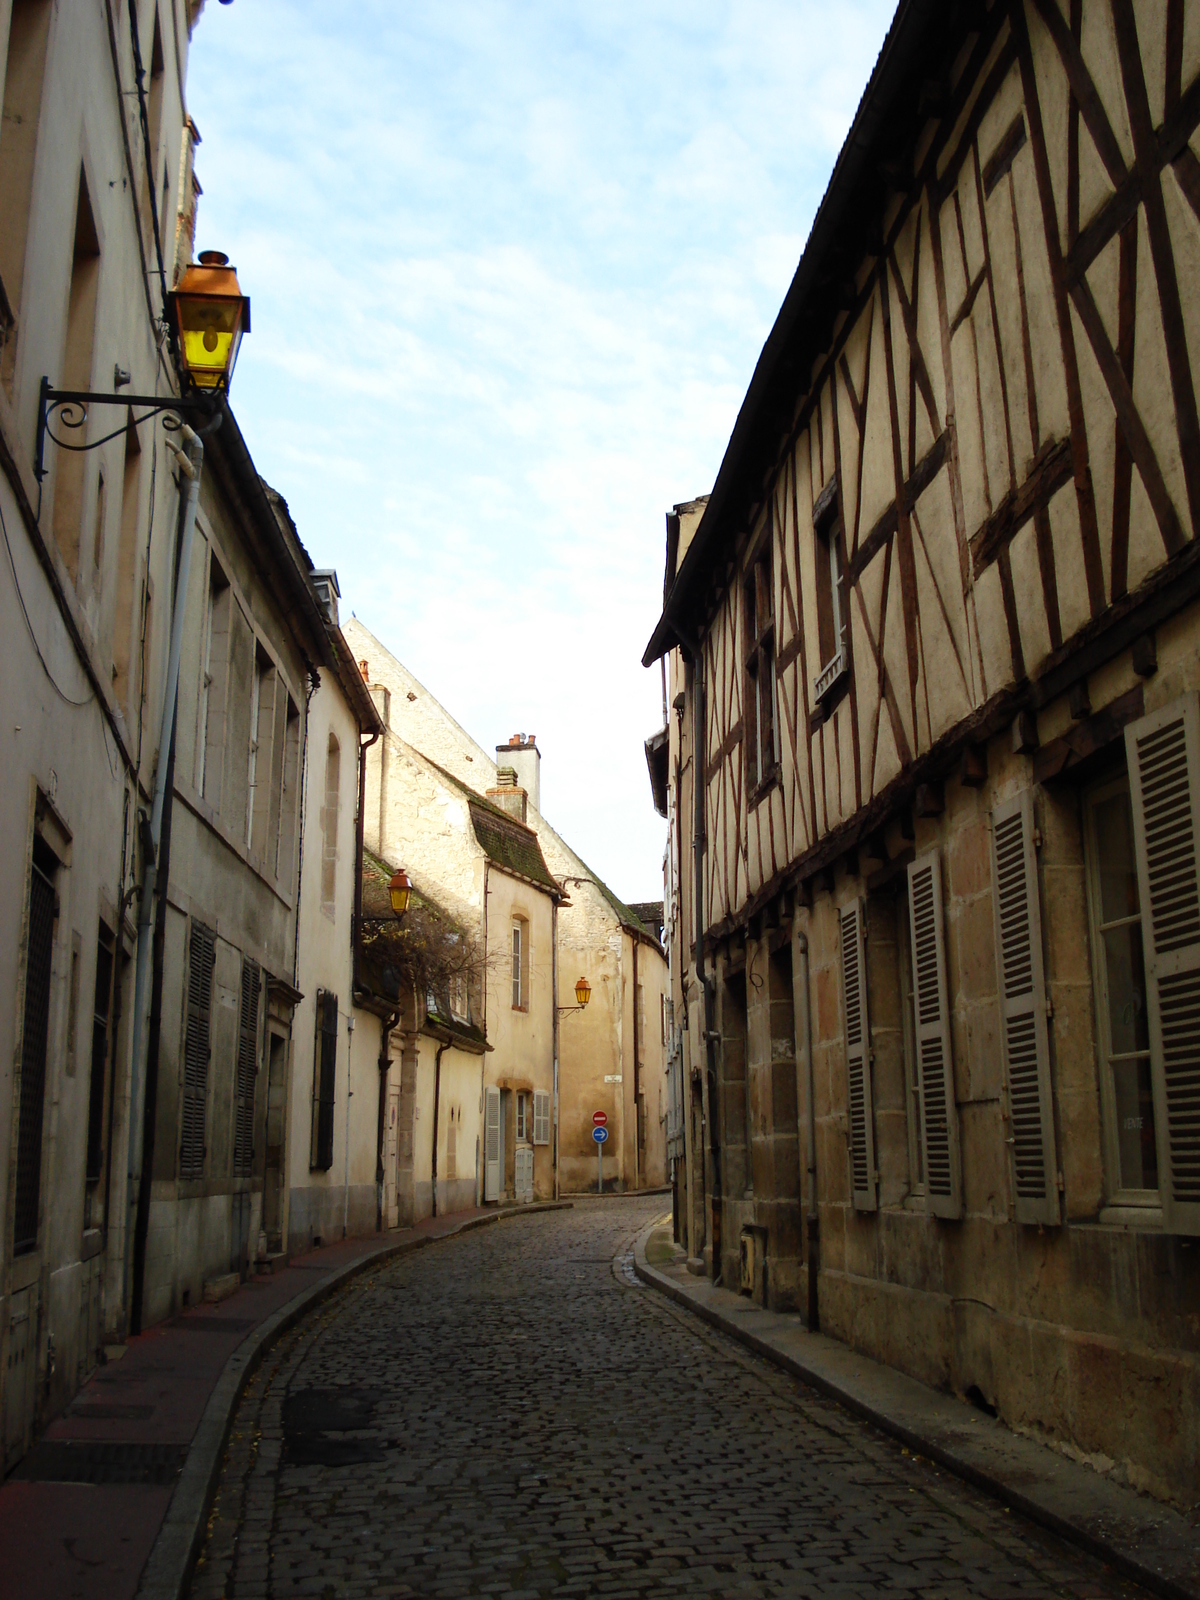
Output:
166,251,251,391
388,868,413,919
558,975,591,1015
35,248,249,491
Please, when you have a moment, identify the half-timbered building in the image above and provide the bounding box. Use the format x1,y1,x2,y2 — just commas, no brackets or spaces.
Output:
644,0,1200,1503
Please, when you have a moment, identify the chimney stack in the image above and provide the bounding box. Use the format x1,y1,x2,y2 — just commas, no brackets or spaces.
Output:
496,733,540,816
486,766,527,824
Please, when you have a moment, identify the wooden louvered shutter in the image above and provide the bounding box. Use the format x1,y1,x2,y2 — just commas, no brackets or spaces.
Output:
992,793,1059,1224
908,851,961,1218
181,922,215,1179
533,1089,550,1146
234,959,261,1176
839,899,876,1211
484,1085,501,1200
1126,694,1200,1235
310,991,338,1171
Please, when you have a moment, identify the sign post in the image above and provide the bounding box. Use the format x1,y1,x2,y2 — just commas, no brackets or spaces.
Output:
592,1115,609,1194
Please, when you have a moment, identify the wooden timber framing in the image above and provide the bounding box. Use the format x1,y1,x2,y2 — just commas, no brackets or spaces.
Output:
646,0,1200,951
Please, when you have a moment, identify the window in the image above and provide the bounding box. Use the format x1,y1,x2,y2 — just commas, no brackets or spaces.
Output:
111,421,143,718
533,1089,551,1146
233,959,261,1177
516,1092,529,1142
52,169,102,580
14,832,58,1254
743,546,776,795
311,990,338,1170
91,468,107,577
511,917,529,1010
197,559,231,805
275,696,301,882
1086,777,1158,1199
86,926,115,1183
321,734,341,915
180,921,215,1180
0,0,52,393
138,10,165,254
813,476,849,705
246,650,277,857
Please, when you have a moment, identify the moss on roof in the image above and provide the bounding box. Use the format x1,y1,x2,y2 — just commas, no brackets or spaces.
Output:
418,758,561,897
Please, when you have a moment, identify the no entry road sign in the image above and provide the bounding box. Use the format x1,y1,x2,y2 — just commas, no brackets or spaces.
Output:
592,1111,608,1126
592,1126,609,1144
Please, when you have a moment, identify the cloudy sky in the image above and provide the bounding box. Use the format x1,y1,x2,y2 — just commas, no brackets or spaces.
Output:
187,1,895,903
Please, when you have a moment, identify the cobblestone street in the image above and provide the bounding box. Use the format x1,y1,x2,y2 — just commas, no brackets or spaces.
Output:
189,1201,1144,1600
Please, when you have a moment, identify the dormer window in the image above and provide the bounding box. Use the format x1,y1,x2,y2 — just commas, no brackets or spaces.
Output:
813,476,849,707
744,543,777,797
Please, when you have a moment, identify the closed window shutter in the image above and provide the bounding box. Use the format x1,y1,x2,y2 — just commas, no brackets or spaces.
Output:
234,959,261,1176
484,1084,501,1200
992,793,1059,1224
1126,693,1200,1235
310,990,338,1171
908,850,961,1218
181,922,215,1179
533,1089,551,1146
839,899,876,1211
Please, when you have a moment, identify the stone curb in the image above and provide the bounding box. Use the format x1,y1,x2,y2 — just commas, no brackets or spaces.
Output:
135,1201,572,1600
632,1220,1198,1600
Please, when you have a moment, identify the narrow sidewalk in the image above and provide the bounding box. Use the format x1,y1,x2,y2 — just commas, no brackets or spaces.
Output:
633,1218,1200,1600
0,1204,560,1600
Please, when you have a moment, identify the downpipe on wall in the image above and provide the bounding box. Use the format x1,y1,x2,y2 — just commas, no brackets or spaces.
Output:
796,930,819,1333
123,414,218,1328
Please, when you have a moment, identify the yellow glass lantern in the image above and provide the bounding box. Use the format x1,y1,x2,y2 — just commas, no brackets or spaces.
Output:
574,975,591,1007
388,868,413,918
167,251,251,391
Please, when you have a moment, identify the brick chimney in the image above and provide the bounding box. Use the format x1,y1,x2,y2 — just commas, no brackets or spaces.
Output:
496,733,540,815
486,766,527,824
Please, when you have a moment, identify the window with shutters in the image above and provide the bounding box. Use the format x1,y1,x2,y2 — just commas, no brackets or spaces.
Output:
511,917,529,1011
86,926,115,1183
233,959,261,1177
180,921,215,1180
1123,695,1200,1236
533,1089,551,1146
812,476,850,706
0,1,53,395
14,834,58,1254
992,793,1059,1225
483,1084,501,1201
743,544,777,798
310,989,338,1171
839,899,877,1211
516,1091,529,1143
321,735,341,916
197,559,231,806
906,850,961,1218
1085,774,1158,1203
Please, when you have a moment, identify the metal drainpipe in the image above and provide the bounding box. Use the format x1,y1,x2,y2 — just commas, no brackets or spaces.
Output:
551,896,560,1201
375,1009,399,1232
343,1012,355,1238
431,1038,448,1216
124,416,215,1323
797,930,819,1332
691,646,721,1283
631,934,640,1191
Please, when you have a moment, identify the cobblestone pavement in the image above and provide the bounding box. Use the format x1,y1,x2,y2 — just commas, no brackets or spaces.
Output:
188,1200,1145,1600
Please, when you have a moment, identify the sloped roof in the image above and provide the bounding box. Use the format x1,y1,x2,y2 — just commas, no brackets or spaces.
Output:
420,758,562,897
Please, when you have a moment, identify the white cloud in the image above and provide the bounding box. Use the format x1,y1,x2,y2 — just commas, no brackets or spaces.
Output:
187,0,894,900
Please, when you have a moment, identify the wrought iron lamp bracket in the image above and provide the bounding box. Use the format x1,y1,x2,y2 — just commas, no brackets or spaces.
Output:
34,376,220,489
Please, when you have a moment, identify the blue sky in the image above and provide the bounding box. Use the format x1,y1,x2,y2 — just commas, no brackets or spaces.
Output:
187,0,896,902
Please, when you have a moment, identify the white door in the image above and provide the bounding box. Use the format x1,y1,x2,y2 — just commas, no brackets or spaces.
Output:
484,1086,501,1201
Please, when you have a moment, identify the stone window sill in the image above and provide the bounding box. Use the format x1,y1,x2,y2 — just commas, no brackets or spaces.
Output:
1095,1203,1163,1229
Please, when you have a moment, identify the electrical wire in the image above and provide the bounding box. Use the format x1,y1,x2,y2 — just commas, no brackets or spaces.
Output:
0,490,94,709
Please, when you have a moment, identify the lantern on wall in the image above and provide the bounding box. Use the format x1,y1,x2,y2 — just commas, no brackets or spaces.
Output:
574,975,591,1007
166,250,251,391
388,868,413,919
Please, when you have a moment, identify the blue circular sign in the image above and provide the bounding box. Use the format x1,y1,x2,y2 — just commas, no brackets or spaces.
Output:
592,1126,609,1144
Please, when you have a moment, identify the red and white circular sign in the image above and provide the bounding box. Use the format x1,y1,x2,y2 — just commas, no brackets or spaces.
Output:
592,1111,608,1126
